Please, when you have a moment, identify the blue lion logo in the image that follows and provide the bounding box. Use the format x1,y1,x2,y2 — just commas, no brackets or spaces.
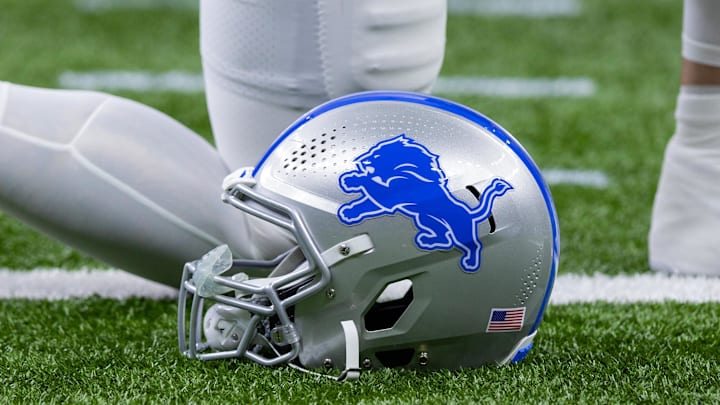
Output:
337,134,513,272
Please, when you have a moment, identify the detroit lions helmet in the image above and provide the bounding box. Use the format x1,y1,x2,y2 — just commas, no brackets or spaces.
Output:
178,91,559,380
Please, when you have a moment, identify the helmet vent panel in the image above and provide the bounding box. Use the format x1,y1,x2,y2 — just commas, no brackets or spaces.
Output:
364,279,414,332
515,247,544,305
281,128,345,175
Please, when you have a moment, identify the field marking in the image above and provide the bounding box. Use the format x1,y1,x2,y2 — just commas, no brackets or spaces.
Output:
0,269,177,301
543,169,609,188
75,0,581,17
552,273,720,304
75,0,196,12
2,269,719,304
434,76,596,98
58,71,596,98
58,71,205,93
448,0,581,17
0,269,177,300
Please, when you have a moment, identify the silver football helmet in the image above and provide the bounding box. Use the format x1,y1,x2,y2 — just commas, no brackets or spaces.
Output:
178,91,559,380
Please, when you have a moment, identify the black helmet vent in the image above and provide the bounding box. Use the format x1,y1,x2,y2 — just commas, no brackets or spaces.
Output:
364,279,414,332
375,348,415,368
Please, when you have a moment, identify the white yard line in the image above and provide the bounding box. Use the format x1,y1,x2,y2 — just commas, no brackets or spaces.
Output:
75,0,196,12
448,0,581,17
76,0,581,17
551,273,720,304
1,269,719,304
59,71,596,98
58,71,205,93
543,169,609,188
434,76,596,98
0,269,177,300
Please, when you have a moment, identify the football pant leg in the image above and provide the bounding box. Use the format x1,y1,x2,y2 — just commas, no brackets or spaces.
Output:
200,0,447,169
0,82,294,286
649,89,720,276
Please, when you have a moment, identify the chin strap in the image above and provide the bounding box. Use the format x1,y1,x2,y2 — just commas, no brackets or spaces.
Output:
336,320,361,381
287,319,361,382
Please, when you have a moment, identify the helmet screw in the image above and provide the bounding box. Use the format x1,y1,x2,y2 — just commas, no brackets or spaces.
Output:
326,288,336,299
338,244,351,256
362,358,372,369
231,333,239,341
418,351,429,366
323,358,334,370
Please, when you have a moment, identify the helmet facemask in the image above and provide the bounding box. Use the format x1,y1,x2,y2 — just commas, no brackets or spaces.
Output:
179,174,373,379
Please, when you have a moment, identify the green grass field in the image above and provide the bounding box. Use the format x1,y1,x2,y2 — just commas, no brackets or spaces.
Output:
3,0,720,403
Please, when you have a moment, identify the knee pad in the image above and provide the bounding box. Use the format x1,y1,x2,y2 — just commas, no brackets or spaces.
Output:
201,0,446,168
318,0,447,98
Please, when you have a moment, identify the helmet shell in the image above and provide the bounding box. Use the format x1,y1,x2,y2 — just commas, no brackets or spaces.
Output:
252,91,559,369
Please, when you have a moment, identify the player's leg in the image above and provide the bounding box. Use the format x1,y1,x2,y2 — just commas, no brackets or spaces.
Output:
649,0,720,276
201,0,447,169
0,82,294,286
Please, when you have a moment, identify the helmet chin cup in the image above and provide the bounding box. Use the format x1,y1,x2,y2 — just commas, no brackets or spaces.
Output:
202,303,252,351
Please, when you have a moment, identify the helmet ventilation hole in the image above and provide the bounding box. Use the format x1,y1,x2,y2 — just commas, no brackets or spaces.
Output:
281,129,345,174
364,279,413,331
516,247,544,305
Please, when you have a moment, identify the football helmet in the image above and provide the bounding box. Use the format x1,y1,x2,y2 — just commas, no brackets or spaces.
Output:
178,91,559,380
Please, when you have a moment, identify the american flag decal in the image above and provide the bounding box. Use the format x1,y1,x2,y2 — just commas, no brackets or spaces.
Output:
486,307,526,332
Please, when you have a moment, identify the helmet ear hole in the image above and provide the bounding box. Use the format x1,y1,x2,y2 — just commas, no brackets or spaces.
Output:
364,279,414,331
375,348,415,368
